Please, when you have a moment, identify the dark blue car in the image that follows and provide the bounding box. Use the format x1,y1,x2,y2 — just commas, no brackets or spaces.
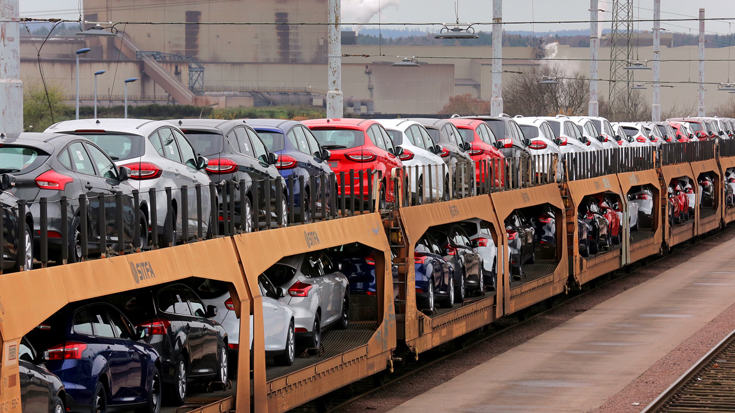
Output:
30,301,161,413
326,243,398,295
415,233,455,311
246,120,333,221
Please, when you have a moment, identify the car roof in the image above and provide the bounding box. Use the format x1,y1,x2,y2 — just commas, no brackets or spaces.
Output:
513,117,545,127
277,254,304,269
447,118,483,128
241,119,300,132
375,119,422,131
1,132,75,153
167,119,250,133
301,118,376,130
404,118,453,128
46,118,172,135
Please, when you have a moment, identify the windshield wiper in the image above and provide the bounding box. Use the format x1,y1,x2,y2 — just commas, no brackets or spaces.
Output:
109,156,120,160
321,144,347,149
0,169,20,173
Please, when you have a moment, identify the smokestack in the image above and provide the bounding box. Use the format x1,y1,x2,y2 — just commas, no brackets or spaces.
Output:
327,0,344,119
491,0,503,116
698,8,705,117
652,0,661,122
589,0,599,117
0,0,22,133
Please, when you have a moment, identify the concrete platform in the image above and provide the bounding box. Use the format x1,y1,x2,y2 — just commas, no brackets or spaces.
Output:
390,235,735,413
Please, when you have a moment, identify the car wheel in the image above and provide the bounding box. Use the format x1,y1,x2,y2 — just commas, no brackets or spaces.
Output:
310,313,322,349
169,356,187,406
14,223,33,271
136,366,161,413
303,191,312,222
138,211,149,250
415,177,424,205
528,252,536,265
477,270,484,293
440,276,454,308
280,196,288,227
379,183,387,210
52,396,64,413
162,210,177,247
336,293,349,330
68,216,83,263
93,382,106,413
241,196,253,233
274,321,295,366
427,277,435,309
455,270,465,303
218,346,228,384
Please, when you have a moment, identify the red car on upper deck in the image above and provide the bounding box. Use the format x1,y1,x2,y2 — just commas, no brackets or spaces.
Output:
667,118,713,140
302,118,404,205
447,119,506,187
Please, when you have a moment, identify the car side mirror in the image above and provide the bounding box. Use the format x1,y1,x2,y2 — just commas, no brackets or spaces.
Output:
0,174,15,191
434,144,443,154
388,147,395,155
394,146,404,156
523,138,531,147
320,148,331,161
118,166,130,181
580,136,588,144
615,135,623,141
137,328,148,340
205,305,218,318
197,156,209,170
494,141,504,149
462,141,472,151
554,138,562,145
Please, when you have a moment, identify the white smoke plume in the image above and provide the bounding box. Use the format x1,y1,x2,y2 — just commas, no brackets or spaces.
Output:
343,0,400,32
542,41,580,74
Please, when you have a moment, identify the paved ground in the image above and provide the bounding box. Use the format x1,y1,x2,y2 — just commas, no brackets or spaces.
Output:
389,233,735,413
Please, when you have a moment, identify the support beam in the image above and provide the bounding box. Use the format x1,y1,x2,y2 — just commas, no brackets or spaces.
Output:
0,0,23,133
589,0,599,117
491,0,503,116
698,8,706,117
652,0,661,121
327,0,343,119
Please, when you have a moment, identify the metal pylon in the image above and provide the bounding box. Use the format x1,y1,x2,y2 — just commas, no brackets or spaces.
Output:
608,0,633,118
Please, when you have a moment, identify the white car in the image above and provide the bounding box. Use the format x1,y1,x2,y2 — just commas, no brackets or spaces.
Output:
617,123,654,147
570,117,618,150
377,119,445,202
639,123,664,148
191,276,296,366
514,117,564,181
536,116,591,153
628,185,655,229
46,119,213,246
458,219,498,291
726,169,735,205
571,120,605,151
611,123,634,147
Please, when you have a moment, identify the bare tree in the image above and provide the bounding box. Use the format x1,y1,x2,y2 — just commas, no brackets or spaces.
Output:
599,90,649,122
503,64,590,117
712,97,735,118
438,94,491,116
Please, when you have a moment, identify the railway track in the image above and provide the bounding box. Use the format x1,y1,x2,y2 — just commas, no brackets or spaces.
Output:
643,328,735,413
290,224,735,413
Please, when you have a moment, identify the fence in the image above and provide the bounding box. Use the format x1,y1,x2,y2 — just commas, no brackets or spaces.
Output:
564,146,656,181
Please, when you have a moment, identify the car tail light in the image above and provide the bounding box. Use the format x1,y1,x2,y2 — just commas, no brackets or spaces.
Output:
137,319,170,335
228,343,239,350
507,231,517,240
122,162,164,180
637,194,650,200
529,140,547,150
295,327,308,333
46,342,87,360
445,246,457,255
275,155,298,170
345,150,377,162
636,136,647,143
366,291,376,296
205,158,238,174
415,287,424,293
414,254,427,264
586,140,591,146
440,148,450,157
288,281,313,297
558,137,568,146
36,170,74,190
476,237,491,247
38,230,62,238
617,139,623,146
36,324,51,330
500,138,513,148
538,216,553,224
603,135,609,142
225,298,235,311
365,256,375,265
399,149,414,161
468,146,484,155
701,181,711,186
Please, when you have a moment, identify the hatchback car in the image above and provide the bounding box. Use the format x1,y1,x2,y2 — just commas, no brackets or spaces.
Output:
266,251,349,349
47,119,212,246
19,337,66,413
29,301,161,413
505,210,536,278
579,197,610,254
172,119,286,231
428,225,483,302
617,123,654,147
667,118,710,140
447,118,506,188
628,186,655,228
699,174,716,208
529,204,558,259
594,194,622,245
106,283,228,405
303,119,404,207
456,219,498,292
246,120,333,221
536,116,592,152
571,118,610,151
377,119,446,203
1,174,33,272
514,117,564,181
667,122,693,142
415,232,456,309
0,133,138,263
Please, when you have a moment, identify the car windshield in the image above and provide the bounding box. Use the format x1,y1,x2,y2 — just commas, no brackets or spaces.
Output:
182,132,224,156
591,119,602,134
310,129,364,149
457,128,475,143
485,120,505,138
0,146,49,173
186,278,230,299
546,120,561,136
689,122,702,132
622,126,639,137
263,264,296,286
519,125,539,139
79,134,145,161
255,130,285,152
426,128,441,144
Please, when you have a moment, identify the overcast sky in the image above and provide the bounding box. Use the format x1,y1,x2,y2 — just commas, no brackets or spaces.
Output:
19,0,735,36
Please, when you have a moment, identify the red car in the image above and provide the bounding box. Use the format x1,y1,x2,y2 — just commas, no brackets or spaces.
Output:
668,118,711,140
594,194,621,245
674,184,690,220
668,184,684,224
302,118,404,205
667,122,692,142
447,119,506,187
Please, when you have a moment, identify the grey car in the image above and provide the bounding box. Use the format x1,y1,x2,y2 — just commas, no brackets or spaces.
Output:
265,251,349,350
46,119,213,246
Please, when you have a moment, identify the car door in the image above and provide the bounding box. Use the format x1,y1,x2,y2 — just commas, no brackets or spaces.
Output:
156,128,188,233
246,127,283,216
107,306,146,401
302,126,330,186
85,142,130,248
19,338,51,413
182,286,220,375
173,128,210,236
259,274,289,352
158,285,203,374
87,305,132,403
303,252,335,323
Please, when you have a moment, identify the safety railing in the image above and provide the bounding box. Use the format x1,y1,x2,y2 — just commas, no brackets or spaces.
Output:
660,140,716,165
721,139,735,158
563,146,656,181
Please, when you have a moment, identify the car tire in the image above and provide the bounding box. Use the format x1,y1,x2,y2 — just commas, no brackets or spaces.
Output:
440,276,455,308
218,346,228,384
415,177,424,205
528,252,536,265
162,210,177,247
52,396,64,413
589,233,599,255
92,382,106,413
138,210,149,250
477,269,484,293
455,270,465,304
310,313,322,349
241,196,253,233
68,216,83,263
168,356,187,406
279,196,288,227
13,223,33,271
135,366,161,413
336,293,349,330
418,277,435,311
274,321,295,366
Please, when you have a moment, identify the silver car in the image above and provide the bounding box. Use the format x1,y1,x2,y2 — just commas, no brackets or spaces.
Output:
515,117,564,181
268,252,349,349
458,219,498,291
46,119,213,246
191,276,296,367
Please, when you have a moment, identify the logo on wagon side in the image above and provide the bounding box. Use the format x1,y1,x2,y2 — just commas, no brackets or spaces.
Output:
449,204,460,218
305,231,321,248
130,261,156,284
629,174,640,185
603,177,612,189
521,193,530,204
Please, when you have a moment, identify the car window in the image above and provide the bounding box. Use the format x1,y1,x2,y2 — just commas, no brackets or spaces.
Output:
58,149,73,170
83,134,145,162
368,126,385,150
480,221,493,236
292,126,311,154
149,131,165,156
19,339,35,363
258,274,279,299
442,125,457,145
263,264,297,286
301,127,322,157
418,126,435,148
519,125,539,139
301,253,324,278
603,121,614,136
67,142,96,176
480,124,495,144
233,128,254,157
584,122,595,137
246,129,269,162
415,238,431,254
179,286,206,317
158,286,192,315
73,309,94,335
485,120,505,139
89,306,115,338
85,143,118,180
403,127,416,146
158,128,182,162
409,126,427,149
173,129,198,168
379,126,395,151
107,308,135,340
512,122,525,142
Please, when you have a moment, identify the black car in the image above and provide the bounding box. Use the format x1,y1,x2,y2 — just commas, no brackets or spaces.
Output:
459,115,532,160
172,119,287,231
19,337,66,413
699,173,716,208
415,233,456,309
579,197,610,254
530,205,557,259
408,119,474,192
1,174,33,272
0,133,139,263
428,225,483,302
505,210,536,278
106,283,228,405
578,218,591,257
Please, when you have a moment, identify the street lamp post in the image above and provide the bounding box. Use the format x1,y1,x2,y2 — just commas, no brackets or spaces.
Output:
75,48,91,120
93,70,105,119
124,77,138,119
